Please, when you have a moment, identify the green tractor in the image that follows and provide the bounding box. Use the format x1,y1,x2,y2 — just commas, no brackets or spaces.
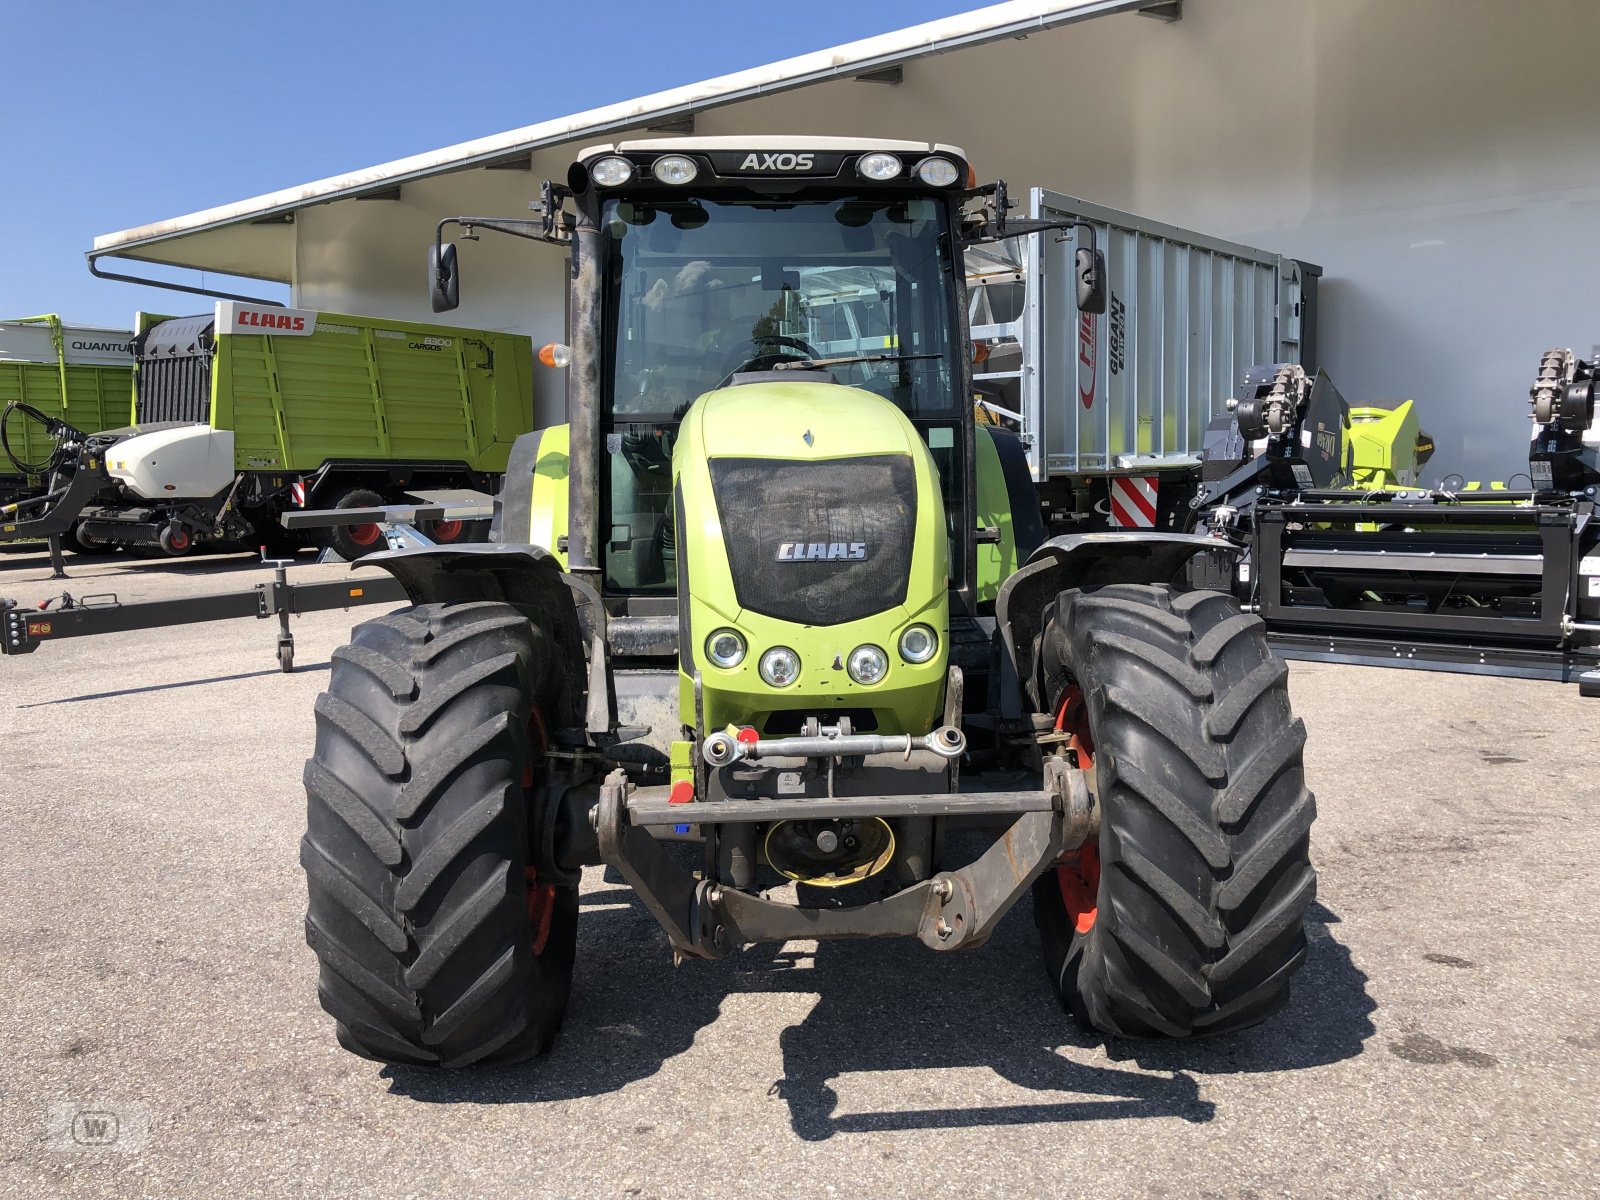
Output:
300,138,1315,1066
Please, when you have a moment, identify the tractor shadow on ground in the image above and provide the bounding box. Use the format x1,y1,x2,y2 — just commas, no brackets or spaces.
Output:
761,899,1371,1140
383,883,1373,1139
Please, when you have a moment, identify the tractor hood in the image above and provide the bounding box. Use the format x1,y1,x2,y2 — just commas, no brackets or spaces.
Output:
678,381,939,624
673,379,950,737
687,379,928,461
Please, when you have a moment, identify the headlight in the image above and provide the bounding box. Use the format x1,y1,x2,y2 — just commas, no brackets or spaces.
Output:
651,155,699,185
898,624,939,664
590,156,634,187
705,629,746,669
759,646,801,687
857,152,902,181
847,645,889,685
915,156,961,187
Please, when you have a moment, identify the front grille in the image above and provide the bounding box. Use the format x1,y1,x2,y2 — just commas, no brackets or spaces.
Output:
709,455,916,626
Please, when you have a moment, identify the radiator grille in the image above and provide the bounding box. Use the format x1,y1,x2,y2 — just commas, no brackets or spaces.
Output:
709,455,916,626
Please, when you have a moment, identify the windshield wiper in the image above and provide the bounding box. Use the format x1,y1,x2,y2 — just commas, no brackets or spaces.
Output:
772,352,942,371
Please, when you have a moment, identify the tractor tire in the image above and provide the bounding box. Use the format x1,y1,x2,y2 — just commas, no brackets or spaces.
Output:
1031,583,1315,1038
302,601,578,1067
326,487,387,560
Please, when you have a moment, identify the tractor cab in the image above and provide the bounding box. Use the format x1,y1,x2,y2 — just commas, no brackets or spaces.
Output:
574,138,977,609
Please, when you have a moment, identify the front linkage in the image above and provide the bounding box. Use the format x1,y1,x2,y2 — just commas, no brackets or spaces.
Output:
594,755,1095,958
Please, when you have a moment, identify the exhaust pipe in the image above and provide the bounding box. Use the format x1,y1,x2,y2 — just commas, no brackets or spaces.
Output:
702,724,966,767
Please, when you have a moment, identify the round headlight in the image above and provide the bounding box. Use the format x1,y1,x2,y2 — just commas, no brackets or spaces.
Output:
590,156,634,187
706,628,746,669
857,152,903,181
758,646,801,687
915,156,961,187
651,154,699,185
847,644,889,685
898,624,939,664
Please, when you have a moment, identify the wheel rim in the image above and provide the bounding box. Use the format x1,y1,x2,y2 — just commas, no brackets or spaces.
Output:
1054,686,1100,935
430,518,464,542
522,705,557,957
169,529,190,551
347,522,381,547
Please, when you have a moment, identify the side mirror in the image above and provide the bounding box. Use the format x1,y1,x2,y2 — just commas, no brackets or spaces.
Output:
1075,244,1107,315
429,242,460,313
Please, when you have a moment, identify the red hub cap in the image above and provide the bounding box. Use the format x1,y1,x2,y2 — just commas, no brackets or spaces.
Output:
1054,686,1100,935
169,529,190,551
430,518,465,542
347,522,381,547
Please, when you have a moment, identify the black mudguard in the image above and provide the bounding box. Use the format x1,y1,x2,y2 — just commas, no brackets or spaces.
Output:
995,532,1241,708
360,543,609,735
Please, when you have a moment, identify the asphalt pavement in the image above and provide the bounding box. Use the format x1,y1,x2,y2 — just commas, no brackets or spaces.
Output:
0,543,1595,1198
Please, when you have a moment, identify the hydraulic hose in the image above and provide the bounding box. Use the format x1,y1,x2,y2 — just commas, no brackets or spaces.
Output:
1,400,83,476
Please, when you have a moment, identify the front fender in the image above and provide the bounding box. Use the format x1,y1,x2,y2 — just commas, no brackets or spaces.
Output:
995,532,1240,708
360,543,607,734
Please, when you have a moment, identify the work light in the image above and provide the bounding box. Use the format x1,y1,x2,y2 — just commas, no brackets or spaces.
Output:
915,156,960,187
857,152,902,181
652,155,699,185
590,156,634,187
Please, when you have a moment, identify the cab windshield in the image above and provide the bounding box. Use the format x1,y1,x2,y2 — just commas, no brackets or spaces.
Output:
602,195,959,418
597,193,964,597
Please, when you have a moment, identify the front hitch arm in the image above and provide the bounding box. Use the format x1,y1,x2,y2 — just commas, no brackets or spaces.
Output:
592,761,1094,957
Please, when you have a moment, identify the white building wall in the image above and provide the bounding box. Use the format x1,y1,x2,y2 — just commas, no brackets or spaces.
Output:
290,0,1600,479
293,158,573,423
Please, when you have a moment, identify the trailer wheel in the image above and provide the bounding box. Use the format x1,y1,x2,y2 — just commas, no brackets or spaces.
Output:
302,601,578,1066
327,488,387,560
1031,583,1315,1038
424,517,480,545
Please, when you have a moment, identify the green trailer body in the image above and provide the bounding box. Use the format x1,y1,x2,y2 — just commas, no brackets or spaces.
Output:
0,316,134,489
137,303,534,476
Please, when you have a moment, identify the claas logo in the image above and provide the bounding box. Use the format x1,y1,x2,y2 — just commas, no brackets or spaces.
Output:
236,309,307,331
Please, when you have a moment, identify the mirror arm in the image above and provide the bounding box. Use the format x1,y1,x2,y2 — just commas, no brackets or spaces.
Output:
958,180,1097,250
435,215,567,247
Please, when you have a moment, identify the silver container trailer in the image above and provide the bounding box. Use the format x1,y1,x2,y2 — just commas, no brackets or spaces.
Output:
966,187,1318,529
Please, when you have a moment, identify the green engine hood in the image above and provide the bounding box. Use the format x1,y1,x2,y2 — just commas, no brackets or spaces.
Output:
672,380,950,737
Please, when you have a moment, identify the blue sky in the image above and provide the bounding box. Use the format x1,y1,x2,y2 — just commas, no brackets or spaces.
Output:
1,0,981,327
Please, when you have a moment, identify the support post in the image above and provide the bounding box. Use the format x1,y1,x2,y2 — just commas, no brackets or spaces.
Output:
47,534,67,580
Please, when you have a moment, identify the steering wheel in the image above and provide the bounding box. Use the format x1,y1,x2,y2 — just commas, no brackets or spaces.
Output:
715,334,820,388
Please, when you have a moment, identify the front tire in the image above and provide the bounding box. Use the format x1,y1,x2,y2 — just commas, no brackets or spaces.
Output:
1032,583,1315,1038
302,601,577,1066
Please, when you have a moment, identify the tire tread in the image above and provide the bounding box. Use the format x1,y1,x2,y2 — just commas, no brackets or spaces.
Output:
1032,583,1315,1038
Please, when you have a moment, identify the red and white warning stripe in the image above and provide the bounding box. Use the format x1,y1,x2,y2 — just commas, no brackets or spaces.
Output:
290,481,307,507
1109,475,1158,528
